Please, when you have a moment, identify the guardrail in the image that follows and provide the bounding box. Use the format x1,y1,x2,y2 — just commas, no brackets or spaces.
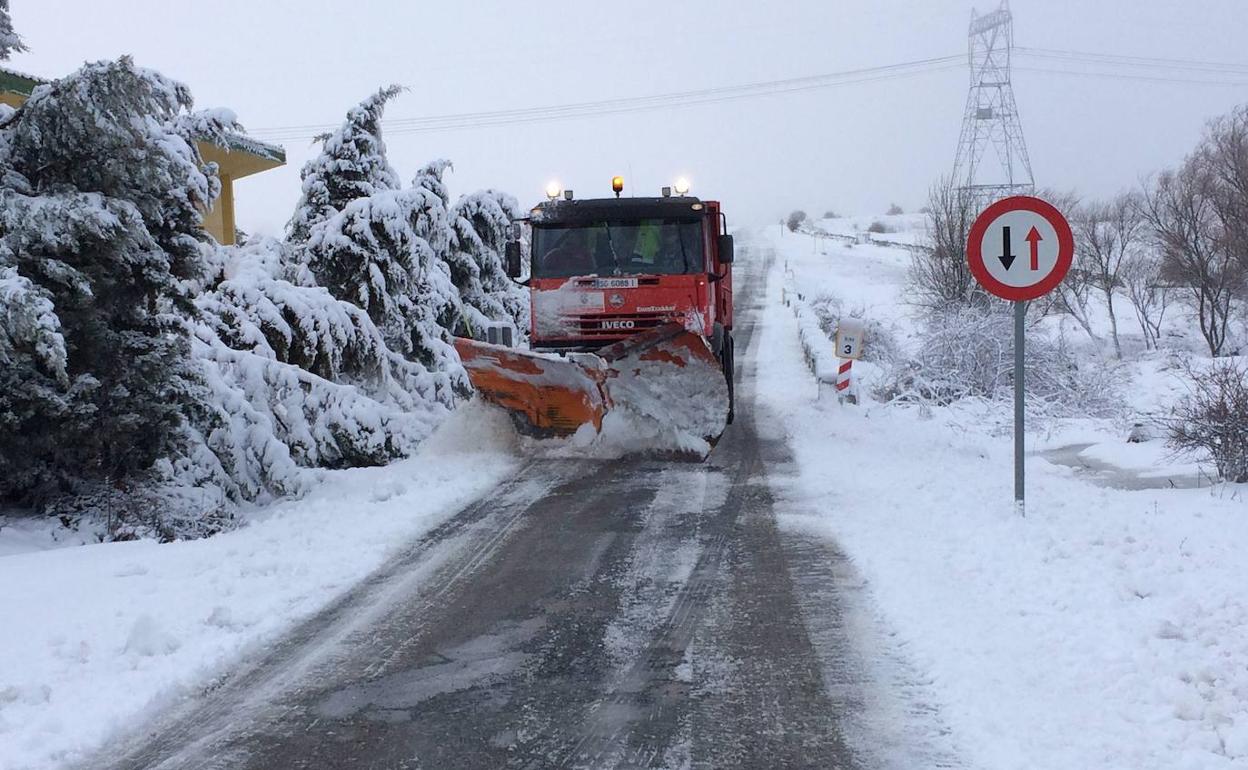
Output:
781,272,841,400
797,225,931,255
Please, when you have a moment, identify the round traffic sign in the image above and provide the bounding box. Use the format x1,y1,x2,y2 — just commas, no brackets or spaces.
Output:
966,196,1074,302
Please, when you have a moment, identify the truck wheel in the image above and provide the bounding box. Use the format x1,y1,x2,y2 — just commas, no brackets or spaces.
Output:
723,334,735,425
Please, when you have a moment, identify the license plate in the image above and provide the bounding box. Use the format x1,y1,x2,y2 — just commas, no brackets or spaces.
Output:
572,292,605,311
590,278,638,289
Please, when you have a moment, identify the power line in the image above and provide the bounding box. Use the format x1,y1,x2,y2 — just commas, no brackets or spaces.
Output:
1016,46,1248,76
251,55,958,134
1014,64,1248,88
332,64,965,137
245,47,1248,144
247,55,963,142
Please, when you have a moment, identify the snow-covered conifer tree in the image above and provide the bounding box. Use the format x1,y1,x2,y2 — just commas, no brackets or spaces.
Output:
0,58,219,507
302,186,466,402
0,0,26,60
409,158,455,258
448,189,528,333
286,85,403,244
412,158,453,208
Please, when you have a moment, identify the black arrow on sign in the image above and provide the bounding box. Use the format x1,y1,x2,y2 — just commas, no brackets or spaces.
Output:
998,225,1016,270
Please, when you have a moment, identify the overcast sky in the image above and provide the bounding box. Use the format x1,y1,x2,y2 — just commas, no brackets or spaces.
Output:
8,1,1248,235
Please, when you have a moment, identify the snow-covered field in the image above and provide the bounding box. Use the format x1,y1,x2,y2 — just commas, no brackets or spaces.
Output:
0,405,520,770
759,220,1248,769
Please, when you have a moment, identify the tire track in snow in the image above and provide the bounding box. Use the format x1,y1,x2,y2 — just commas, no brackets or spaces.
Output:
84,466,568,770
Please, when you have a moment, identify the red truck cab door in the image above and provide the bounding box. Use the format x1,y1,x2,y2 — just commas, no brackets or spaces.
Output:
706,201,732,332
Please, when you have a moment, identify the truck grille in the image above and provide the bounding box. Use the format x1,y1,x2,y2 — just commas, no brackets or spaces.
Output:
570,311,672,337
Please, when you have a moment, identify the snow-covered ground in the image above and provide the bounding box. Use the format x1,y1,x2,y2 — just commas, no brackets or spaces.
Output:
0,404,520,770
2,213,1244,770
759,220,1248,769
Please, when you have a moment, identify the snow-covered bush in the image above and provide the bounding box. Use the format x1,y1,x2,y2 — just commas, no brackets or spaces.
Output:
197,237,452,414
878,305,1123,418
808,294,900,365
181,237,453,508
786,210,807,232
1165,359,1248,483
286,85,403,245
0,59,223,509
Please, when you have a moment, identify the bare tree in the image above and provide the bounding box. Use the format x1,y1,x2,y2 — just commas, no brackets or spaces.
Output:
1202,106,1248,302
909,178,987,309
1030,189,1104,341
1121,252,1171,350
1141,161,1243,357
786,210,808,232
1066,193,1148,357
1047,251,1100,343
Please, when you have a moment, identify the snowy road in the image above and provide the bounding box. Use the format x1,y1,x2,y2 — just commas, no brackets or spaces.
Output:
85,244,873,770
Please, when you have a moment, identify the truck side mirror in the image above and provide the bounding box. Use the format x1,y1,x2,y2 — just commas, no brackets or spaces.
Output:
717,234,734,264
505,241,522,278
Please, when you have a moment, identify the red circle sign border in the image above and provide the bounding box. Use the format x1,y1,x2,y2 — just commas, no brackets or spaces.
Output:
966,195,1074,302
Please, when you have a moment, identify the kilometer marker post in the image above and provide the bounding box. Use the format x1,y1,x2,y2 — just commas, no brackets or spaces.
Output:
834,318,865,406
966,196,1074,515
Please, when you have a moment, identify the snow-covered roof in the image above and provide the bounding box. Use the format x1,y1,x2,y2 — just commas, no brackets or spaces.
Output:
0,65,46,96
217,131,286,164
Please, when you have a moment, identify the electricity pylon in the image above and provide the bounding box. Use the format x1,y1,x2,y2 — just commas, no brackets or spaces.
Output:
951,1,1035,206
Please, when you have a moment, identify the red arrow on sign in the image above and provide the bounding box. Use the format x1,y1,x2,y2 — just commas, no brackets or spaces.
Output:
1025,226,1042,271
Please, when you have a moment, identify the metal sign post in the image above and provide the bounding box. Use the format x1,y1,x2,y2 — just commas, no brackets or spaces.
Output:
1013,300,1025,514
967,196,1074,515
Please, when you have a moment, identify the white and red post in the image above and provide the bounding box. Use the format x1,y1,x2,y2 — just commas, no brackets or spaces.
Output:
836,358,854,403
833,318,864,405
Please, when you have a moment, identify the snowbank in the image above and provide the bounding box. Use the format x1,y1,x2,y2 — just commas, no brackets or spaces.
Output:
0,402,520,770
759,224,1248,769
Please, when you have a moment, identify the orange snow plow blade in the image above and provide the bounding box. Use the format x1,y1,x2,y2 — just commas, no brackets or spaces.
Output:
452,339,609,437
454,323,729,444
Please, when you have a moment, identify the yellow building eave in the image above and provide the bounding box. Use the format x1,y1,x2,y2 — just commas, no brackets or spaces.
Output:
197,141,284,181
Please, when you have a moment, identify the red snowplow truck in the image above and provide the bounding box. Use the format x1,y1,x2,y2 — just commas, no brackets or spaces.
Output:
453,180,735,449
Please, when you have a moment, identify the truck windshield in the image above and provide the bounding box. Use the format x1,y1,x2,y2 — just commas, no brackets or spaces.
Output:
531,219,704,278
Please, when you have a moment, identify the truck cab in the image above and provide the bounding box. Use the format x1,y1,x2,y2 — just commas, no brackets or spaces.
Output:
511,196,734,358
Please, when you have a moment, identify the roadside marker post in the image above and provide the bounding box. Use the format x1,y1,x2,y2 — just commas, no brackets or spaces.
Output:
836,359,853,401
966,196,1074,515
834,318,865,405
